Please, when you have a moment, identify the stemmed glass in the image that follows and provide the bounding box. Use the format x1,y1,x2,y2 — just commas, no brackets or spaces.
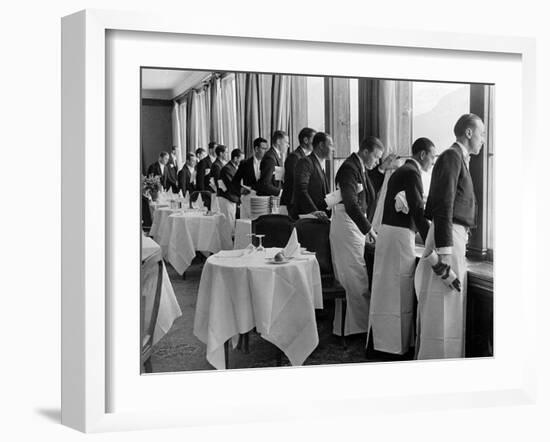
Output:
255,234,266,253
245,233,257,253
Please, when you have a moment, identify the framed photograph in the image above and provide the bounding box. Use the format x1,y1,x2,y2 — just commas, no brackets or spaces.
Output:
61,9,537,433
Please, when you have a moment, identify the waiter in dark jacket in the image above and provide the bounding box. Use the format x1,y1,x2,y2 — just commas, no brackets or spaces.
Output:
218,149,243,233
280,127,316,216
369,137,435,355
415,113,484,360
196,141,217,191
165,146,180,193
293,132,332,220
177,152,197,198
329,136,386,337
147,152,170,190
256,130,289,197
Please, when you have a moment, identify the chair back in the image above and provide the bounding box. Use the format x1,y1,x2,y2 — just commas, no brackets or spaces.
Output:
141,194,153,231
295,218,333,276
140,255,163,368
251,214,294,248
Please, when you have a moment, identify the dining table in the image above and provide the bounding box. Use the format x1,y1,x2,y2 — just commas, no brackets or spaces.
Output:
141,235,182,345
193,247,323,369
156,209,233,275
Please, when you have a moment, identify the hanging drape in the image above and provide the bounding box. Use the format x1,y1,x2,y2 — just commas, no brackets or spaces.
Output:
221,74,238,150
359,79,413,231
179,99,188,162
189,89,208,152
271,75,292,138
258,74,273,142
209,76,222,144
171,102,184,170
289,76,308,149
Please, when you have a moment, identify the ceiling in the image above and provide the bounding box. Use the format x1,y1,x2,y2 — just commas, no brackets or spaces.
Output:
141,69,211,100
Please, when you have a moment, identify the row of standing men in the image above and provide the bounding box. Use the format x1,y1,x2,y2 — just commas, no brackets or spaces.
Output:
146,113,484,360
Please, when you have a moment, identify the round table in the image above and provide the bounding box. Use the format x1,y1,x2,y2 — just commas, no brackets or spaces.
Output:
159,211,233,275
193,248,323,369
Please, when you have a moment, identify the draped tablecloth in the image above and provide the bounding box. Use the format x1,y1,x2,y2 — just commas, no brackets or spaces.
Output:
141,235,182,345
193,248,323,369
149,207,178,239
157,211,233,275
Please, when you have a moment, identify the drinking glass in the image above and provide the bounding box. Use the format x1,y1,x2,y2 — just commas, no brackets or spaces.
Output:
256,234,266,253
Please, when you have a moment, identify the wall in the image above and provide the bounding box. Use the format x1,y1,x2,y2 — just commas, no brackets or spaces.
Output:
141,98,173,174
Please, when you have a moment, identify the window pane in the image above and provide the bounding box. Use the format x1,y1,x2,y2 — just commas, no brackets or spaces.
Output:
307,76,325,131
413,82,470,154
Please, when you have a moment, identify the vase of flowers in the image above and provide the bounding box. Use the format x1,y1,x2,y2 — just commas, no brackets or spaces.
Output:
142,175,162,201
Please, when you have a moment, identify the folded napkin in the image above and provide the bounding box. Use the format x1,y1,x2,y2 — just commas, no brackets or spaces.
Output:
298,214,317,219
209,177,217,192
394,190,409,214
195,193,204,209
324,190,341,209
282,228,301,258
217,179,227,192
210,194,220,213
273,166,284,181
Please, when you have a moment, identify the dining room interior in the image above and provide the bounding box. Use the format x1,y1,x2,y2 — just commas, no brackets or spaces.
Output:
140,67,494,374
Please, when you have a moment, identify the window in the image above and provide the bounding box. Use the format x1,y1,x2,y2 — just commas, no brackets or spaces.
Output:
306,76,325,131
412,82,470,197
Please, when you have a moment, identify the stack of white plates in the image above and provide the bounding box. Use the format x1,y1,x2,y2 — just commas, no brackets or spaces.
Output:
250,196,270,220
269,196,280,213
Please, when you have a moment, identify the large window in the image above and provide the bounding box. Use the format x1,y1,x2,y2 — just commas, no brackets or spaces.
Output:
306,76,325,131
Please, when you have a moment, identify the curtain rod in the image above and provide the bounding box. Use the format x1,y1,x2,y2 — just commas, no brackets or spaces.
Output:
173,71,231,103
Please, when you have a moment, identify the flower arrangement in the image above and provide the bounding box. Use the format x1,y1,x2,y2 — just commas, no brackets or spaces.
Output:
142,174,162,200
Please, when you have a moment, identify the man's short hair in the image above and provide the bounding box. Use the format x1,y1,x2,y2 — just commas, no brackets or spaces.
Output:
358,136,384,153
159,151,169,159
312,132,330,148
195,147,205,157
231,149,243,160
298,127,316,145
411,137,435,156
208,141,218,151
271,130,287,146
171,146,177,152
215,145,227,157
453,113,482,138
186,152,196,161
253,137,268,149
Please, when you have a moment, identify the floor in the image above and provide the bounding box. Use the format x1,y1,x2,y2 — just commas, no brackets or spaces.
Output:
149,255,415,373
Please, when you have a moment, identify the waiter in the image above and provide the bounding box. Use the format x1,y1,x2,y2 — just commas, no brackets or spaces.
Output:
329,136,385,337
415,114,484,359
218,149,243,233
368,138,435,355
256,130,289,197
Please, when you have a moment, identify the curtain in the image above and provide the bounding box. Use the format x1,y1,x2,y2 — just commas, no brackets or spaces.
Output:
179,99,188,163
258,74,273,142
209,77,223,144
289,76,308,149
221,74,238,150
235,73,261,157
359,79,412,231
171,102,184,170
189,90,208,152
271,75,292,137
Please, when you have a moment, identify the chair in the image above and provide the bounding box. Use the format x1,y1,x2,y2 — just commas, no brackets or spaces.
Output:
141,194,153,233
251,214,294,248
295,218,348,347
140,255,163,373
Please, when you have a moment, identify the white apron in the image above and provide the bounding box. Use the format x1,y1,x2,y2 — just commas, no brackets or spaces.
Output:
218,196,237,235
329,204,370,336
368,224,416,354
414,223,468,359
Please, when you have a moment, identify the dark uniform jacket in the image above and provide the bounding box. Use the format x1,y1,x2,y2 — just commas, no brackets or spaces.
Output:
219,161,240,203
293,154,330,216
232,156,259,190
280,146,307,206
147,162,168,190
177,165,196,197
166,156,179,193
382,159,430,242
256,147,283,196
195,156,213,191
424,143,477,248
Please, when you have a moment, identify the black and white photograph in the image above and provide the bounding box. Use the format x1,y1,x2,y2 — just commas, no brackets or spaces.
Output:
140,68,494,373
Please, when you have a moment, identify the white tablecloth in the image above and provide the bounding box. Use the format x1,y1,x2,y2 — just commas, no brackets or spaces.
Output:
141,236,182,345
149,207,178,239
158,211,233,275
194,248,323,369
233,218,252,249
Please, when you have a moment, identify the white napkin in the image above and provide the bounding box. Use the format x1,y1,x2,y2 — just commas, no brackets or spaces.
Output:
178,190,183,198
394,190,409,214
324,189,342,209
282,228,301,258
217,179,227,192
274,166,284,181
298,214,317,219
195,193,204,209
210,194,220,213
209,177,217,192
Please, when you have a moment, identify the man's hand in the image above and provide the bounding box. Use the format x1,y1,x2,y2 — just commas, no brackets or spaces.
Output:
241,188,251,195
438,253,452,266
366,228,377,243
312,211,329,222
379,153,398,172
